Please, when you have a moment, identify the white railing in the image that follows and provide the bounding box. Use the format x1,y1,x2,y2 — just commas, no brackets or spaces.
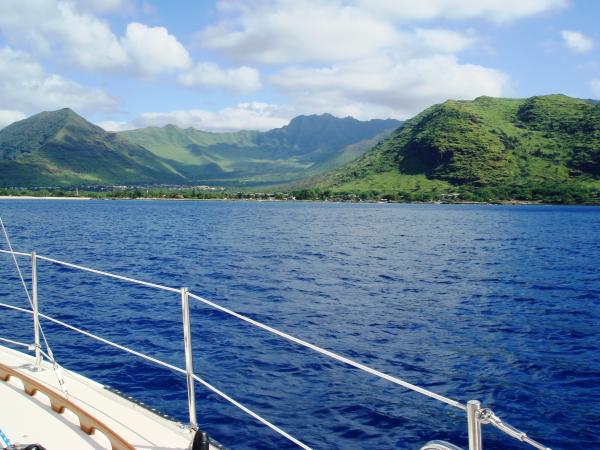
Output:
0,249,551,450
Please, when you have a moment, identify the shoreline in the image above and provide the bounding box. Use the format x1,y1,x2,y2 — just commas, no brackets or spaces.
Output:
0,196,93,200
0,195,597,206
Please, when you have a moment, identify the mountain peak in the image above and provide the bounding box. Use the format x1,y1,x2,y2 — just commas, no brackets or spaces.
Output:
0,107,185,186
0,107,103,159
258,112,401,156
42,107,82,120
284,113,400,132
21,107,94,132
287,113,347,127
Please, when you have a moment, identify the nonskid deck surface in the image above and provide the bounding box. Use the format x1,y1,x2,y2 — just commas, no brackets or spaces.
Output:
0,345,219,450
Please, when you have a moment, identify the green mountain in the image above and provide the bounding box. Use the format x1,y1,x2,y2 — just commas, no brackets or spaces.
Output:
120,114,401,186
0,108,184,187
0,109,399,188
315,95,600,202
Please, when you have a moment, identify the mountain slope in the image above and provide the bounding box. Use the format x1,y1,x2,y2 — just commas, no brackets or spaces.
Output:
317,95,600,201
256,114,400,161
120,114,401,186
0,109,184,186
118,125,259,165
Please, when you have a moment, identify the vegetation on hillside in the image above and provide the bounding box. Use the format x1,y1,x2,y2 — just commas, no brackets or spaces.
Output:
2,180,597,205
0,109,399,188
119,114,400,186
315,95,600,203
2,96,599,205
0,109,184,186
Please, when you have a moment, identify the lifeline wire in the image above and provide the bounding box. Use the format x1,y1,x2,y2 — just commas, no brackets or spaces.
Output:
0,301,312,450
187,292,465,411
0,247,553,450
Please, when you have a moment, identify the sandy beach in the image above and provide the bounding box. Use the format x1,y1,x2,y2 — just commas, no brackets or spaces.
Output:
0,196,92,200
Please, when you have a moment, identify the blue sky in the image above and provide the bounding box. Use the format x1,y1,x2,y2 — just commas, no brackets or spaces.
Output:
0,0,598,131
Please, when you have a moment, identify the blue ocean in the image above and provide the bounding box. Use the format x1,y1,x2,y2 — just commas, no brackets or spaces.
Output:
0,200,598,449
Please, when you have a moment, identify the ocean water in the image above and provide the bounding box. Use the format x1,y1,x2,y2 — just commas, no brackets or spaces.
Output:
0,200,598,450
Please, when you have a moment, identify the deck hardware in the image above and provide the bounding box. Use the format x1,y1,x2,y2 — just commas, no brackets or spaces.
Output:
467,400,483,450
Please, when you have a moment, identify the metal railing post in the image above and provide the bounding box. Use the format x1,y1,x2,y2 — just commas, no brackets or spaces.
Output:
31,251,42,370
467,400,483,450
181,287,198,430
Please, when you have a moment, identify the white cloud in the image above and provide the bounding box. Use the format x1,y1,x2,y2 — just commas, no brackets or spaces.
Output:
134,103,290,132
591,79,600,98
0,110,27,129
121,22,192,77
178,63,261,93
0,46,117,113
194,1,506,119
561,30,594,54
97,120,135,132
357,0,567,23
413,28,477,54
0,0,128,71
200,0,399,64
200,1,479,64
0,1,191,76
271,55,509,119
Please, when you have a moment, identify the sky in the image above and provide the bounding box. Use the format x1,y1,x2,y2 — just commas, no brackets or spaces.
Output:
0,0,599,132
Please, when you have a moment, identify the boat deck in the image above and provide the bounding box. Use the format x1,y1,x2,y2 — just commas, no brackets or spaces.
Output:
0,345,219,450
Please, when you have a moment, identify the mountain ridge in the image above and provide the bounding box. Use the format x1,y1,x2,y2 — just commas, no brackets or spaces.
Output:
119,113,401,186
0,108,401,187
